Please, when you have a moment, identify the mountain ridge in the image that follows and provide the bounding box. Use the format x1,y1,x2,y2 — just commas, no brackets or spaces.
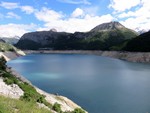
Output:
16,21,138,50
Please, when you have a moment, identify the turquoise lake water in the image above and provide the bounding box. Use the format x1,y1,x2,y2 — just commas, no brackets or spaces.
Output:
7,54,150,113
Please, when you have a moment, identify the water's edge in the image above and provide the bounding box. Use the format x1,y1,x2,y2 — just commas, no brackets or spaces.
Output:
24,50,150,63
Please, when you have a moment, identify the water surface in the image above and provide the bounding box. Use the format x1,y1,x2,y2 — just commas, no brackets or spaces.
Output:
7,54,150,113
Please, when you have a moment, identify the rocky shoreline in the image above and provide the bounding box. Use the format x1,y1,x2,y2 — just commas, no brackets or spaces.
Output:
1,50,150,63
24,50,150,63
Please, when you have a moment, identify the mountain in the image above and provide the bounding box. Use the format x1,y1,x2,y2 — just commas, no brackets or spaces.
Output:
16,21,138,50
0,36,20,45
135,27,148,34
123,31,150,52
91,21,125,32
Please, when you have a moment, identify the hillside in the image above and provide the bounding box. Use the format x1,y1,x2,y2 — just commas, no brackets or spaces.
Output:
123,31,150,52
0,41,25,61
16,21,138,50
0,41,17,52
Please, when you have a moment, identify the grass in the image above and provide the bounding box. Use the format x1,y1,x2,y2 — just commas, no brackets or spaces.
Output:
0,95,52,113
0,70,53,108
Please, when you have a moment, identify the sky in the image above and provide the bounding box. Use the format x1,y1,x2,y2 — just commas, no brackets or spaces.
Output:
0,0,150,37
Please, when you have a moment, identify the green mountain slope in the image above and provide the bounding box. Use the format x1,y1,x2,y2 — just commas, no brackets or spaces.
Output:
123,31,150,52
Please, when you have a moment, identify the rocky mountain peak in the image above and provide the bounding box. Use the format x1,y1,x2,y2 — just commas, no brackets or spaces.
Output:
90,21,125,32
50,28,57,32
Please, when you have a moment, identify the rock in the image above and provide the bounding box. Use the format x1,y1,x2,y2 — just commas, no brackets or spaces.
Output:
0,51,25,61
0,78,24,99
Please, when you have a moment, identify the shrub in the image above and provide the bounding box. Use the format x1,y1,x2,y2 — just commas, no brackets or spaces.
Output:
20,92,33,102
37,95,45,103
8,48,15,52
72,108,85,113
0,56,7,70
3,78,14,85
52,102,62,113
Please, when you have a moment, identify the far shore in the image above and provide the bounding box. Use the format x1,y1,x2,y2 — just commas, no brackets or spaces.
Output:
24,50,150,63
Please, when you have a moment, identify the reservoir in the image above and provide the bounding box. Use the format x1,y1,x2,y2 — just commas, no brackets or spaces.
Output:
7,54,150,113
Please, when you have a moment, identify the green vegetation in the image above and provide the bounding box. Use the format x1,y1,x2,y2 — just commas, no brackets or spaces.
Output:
0,56,7,70
123,31,150,52
0,42,17,52
0,95,86,113
52,102,62,113
110,41,128,51
0,95,51,113
15,39,42,50
72,108,86,113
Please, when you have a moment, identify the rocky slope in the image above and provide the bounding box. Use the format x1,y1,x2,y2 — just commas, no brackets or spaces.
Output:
91,21,126,32
0,78,24,99
16,21,138,50
0,40,25,61
0,51,25,61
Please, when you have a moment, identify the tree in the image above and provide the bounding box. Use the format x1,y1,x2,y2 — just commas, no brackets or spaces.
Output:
0,56,7,70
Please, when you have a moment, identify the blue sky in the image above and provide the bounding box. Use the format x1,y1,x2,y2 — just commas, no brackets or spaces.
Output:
0,0,150,37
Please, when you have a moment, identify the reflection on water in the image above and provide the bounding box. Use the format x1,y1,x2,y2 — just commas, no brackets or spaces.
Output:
9,59,34,63
7,54,150,113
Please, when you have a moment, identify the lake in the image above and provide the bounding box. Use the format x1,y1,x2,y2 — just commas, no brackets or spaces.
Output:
7,53,150,113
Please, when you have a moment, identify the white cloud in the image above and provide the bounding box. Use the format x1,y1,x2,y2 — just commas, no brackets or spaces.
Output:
6,12,21,19
0,1,36,15
0,23,37,37
37,14,114,33
20,6,35,14
109,0,141,12
57,0,91,5
0,1,19,9
108,0,150,31
121,17,150,31
71,8,84,18
35,7,114,33
35,7,63,22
